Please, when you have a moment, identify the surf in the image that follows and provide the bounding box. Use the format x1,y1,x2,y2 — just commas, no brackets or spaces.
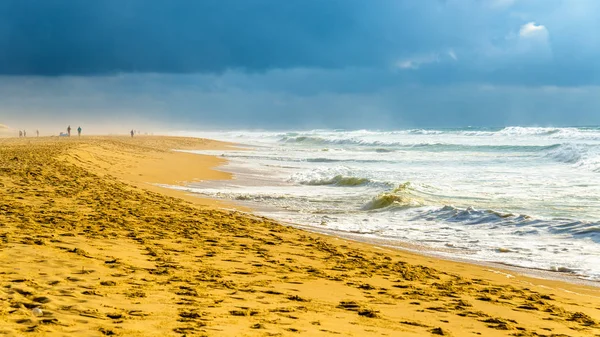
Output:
177,126,600,280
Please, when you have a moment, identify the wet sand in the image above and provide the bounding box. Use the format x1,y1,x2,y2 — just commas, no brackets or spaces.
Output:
0,136,599,336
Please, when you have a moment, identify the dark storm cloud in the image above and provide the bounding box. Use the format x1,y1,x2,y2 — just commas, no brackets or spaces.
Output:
0,0,402,75
2,0,600,130
0,0,498,76
1,0,598,87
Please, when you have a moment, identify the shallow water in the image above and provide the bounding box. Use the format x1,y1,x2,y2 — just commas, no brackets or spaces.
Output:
171,127,600,281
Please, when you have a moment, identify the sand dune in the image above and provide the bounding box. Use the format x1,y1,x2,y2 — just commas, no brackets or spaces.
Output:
0,136,599,336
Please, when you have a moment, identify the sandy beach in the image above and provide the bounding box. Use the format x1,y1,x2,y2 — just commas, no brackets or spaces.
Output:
1,136,599,337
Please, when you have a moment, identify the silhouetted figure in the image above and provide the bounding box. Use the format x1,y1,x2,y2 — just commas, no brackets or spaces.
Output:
36,130,39,137
23,130,26,137
19,130,22,137
67,125,71,137
77,126,82,137
130,129,134,138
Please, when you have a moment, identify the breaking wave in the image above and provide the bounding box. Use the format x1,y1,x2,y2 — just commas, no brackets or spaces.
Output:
544,143,600,172
280,135,555,151
300,174,373,187
545,143,585,164
497,126,600,140
178,126,600,281
279,126,600,143
362,183,424,210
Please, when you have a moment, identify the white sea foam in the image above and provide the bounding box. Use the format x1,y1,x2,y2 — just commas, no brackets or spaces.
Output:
545,143,600,172
171,127,600,281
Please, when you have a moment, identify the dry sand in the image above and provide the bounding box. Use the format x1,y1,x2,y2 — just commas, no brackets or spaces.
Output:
0,136,599,337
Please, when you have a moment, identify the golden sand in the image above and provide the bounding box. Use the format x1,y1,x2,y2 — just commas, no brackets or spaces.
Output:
0,136,599,336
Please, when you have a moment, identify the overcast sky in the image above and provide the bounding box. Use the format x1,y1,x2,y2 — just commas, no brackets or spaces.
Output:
0,0,599,131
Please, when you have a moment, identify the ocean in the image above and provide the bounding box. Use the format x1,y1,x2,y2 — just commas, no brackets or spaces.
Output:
171,127,600,281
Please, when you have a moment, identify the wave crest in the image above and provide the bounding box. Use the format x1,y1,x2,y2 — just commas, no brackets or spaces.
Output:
497,126,562,136
545,143,584,164
301,174,373,187
362,183,423,210
544,143,600,171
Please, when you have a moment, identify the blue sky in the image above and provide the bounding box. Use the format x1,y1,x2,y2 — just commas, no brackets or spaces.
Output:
1,0,599,131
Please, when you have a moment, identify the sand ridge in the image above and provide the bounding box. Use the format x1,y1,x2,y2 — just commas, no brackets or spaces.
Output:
0,136,599,336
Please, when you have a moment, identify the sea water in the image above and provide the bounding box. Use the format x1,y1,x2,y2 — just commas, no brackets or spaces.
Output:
171,127,600,281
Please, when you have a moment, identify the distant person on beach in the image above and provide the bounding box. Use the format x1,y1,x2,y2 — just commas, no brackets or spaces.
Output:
36,130,39,137
130,129,134,138
77,126,82,137
23,130,26,137
67,125,71,136
19,130,22,137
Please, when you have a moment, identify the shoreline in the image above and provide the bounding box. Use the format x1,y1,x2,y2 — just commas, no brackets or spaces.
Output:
1,135,599,336
288,221,600,290
176,140,600,290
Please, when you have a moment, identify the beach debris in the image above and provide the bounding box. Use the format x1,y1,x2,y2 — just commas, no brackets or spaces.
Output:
31,307,43,317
